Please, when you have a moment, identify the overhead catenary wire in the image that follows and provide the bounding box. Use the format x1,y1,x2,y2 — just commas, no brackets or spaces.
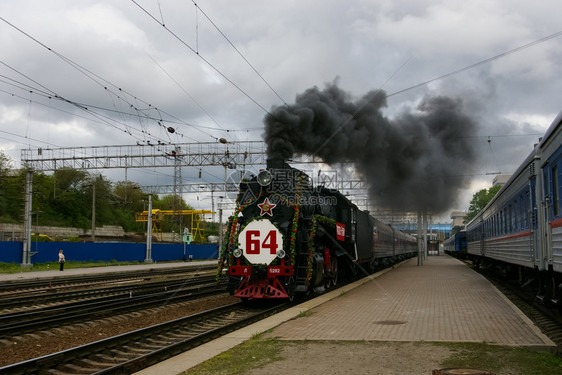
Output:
1,56,218,145
190,0,287,106
130,0,273,116
386,30,562,98
0,129,62,149
0,82,259,139
0,85,169,145
0,16,222,145
147,54,228,135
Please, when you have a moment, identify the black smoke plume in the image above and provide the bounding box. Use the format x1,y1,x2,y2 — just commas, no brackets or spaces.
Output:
263,83,477,214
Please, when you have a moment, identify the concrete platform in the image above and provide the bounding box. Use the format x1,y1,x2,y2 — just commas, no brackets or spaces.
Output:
134,255,555,375
0,260,218,282
266,256,553,345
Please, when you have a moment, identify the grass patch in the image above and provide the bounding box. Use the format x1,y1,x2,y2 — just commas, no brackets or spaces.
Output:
297,309,314,318
436,342,562,375
182,335,284,375
180,338,562,375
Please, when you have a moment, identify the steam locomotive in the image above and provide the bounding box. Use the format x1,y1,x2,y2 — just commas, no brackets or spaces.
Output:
465,111,562,306
217,159,417,300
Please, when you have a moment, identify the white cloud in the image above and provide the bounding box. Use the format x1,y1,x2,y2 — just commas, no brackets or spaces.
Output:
68,4,149,48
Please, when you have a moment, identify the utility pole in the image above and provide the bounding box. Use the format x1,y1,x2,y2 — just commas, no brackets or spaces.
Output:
218,200,224,260
423,210,428,260
22,170,33,267
91,182,96,242
417,210,423,266
145,195,153,263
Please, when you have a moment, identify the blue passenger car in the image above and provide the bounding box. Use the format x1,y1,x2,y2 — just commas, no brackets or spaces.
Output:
465,111,562,305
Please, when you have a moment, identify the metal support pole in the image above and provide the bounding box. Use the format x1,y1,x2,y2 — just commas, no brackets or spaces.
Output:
211,189,215,223
145,195,153,263
417,210,423,266
423,210,428,260
91,183,96,242
218,202,223,260
22,170,33,267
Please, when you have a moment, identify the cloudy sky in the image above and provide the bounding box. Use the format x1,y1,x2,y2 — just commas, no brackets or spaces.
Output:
1,0,561,221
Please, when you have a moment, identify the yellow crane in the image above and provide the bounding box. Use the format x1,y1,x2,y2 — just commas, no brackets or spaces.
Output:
135,209,214,243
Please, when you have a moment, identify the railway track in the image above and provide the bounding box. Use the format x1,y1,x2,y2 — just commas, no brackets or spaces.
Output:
0,264,216,297
0,301,288,374
0,273,217,312
0,276,225,336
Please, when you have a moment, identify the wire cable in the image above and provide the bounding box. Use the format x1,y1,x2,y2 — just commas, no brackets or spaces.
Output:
387,30,562,98
309,30,562,159
191,0,287,105
0,15,218,144
130,0,272,115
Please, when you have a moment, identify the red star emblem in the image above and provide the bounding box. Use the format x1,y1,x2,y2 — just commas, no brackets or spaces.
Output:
258,197,277,217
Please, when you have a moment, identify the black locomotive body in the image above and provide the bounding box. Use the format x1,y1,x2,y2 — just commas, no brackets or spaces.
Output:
218,159,417,300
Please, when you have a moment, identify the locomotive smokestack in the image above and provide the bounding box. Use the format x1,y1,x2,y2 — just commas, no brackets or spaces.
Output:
266,158,287,170
262,82,478,214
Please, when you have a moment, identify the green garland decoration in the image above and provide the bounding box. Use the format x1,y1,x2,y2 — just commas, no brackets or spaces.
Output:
288,177,304,266
307,215,317,285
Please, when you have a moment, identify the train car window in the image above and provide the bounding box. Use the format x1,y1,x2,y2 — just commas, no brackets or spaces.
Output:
506,208,510,233
553,164,560,217
513,200,519,232
525,192,529,228
519,194,524,230
500,210,504,235
544,168,550,217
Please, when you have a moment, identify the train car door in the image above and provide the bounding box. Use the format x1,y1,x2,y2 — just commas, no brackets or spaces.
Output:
529,156,544,269
543,153,562,270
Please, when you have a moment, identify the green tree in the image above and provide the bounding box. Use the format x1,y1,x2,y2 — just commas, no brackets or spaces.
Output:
112,181,147,231
154,195,195,233
464,184,502,223
50,168,90,228
113,181,145,212
0,152,14,221
0,152,11,176
84,174,113,228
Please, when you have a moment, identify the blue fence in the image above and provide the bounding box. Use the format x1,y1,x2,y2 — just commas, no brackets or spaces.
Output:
0,241,218,264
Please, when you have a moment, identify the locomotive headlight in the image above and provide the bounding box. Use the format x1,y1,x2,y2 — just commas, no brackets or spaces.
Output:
257,170,273,186
232,248,242,258
276,249,286,259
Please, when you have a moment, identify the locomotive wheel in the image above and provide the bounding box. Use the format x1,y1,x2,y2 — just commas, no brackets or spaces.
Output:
324,257,338,289
286,277,296,302
331,257,338,286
